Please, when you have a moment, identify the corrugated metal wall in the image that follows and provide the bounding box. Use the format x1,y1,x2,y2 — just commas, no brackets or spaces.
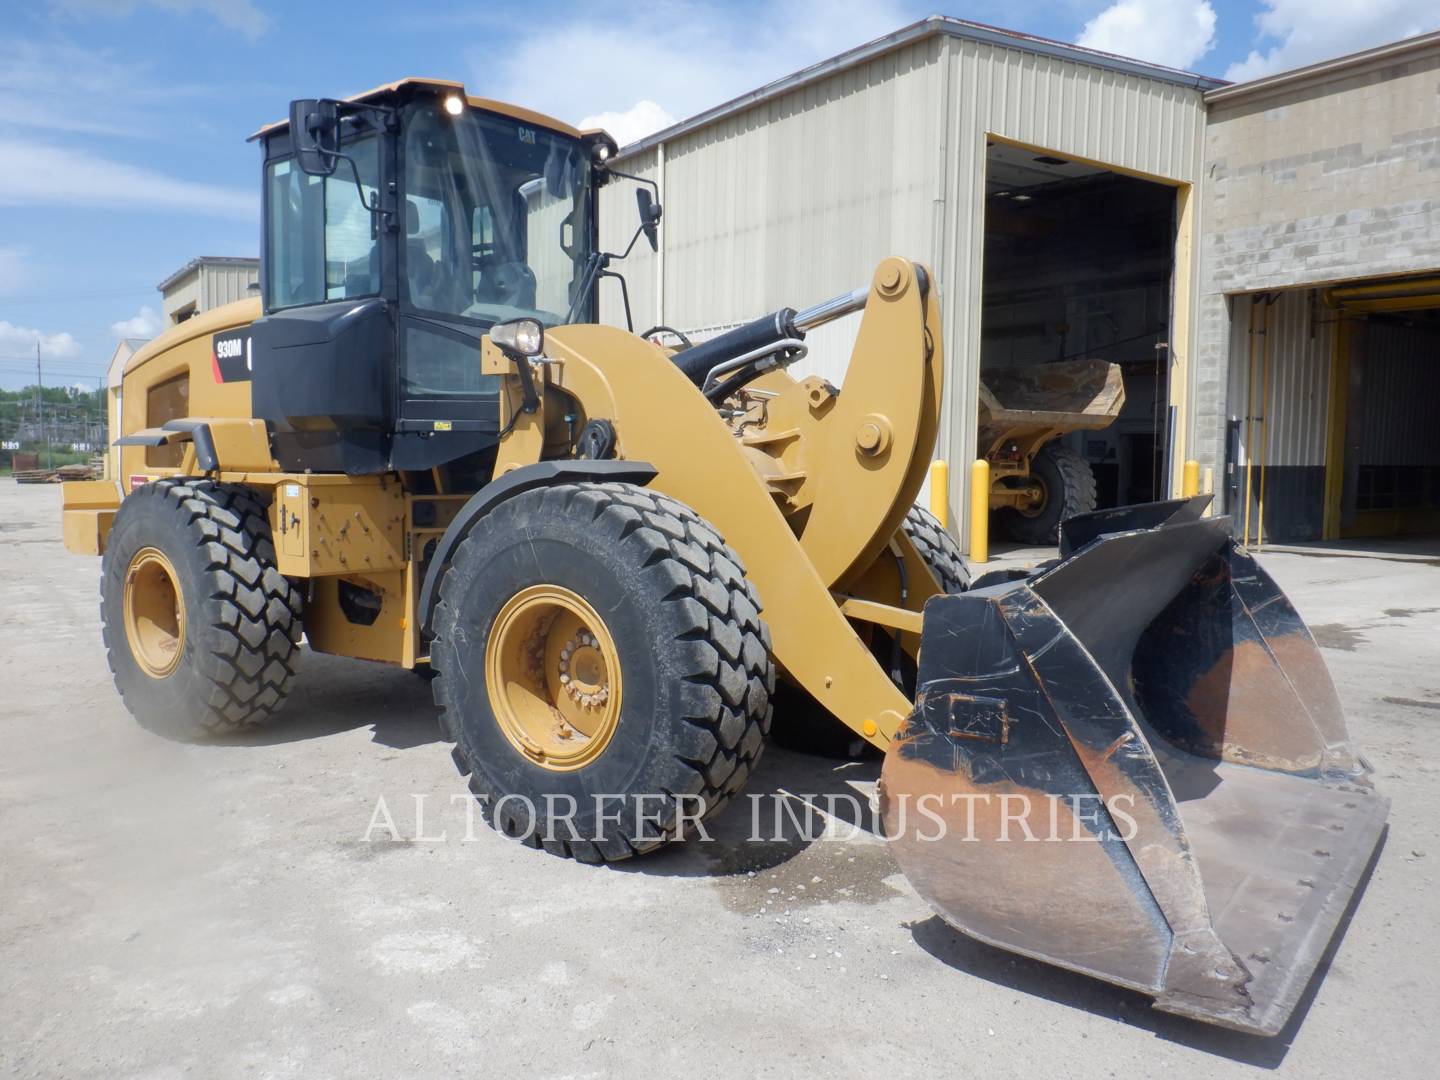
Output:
201,264,260,310
601,27,1208,538
1227,290,1331,470
1355,319,1440,466
1224,288,1334,541
601,35,945,384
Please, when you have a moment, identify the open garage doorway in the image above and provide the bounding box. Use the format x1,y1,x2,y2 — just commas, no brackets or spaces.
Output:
1229,275,1440,549
979,139,1179,544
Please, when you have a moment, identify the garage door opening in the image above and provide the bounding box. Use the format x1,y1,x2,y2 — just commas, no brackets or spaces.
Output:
979,140,1178,544
1230,275,1440,548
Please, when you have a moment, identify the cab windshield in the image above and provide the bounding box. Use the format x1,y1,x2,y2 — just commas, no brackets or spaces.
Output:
402,102,594,327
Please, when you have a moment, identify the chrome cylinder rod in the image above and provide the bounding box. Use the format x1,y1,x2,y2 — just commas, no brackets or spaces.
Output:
792,286,870,333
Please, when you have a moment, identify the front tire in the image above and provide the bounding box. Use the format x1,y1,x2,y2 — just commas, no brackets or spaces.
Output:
101,479,303,738
996,442,1096,545
430,482,774,863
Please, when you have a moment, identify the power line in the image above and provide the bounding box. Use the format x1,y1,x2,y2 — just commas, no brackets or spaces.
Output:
0,286,159,303
0,361,105,374
0,370,106,383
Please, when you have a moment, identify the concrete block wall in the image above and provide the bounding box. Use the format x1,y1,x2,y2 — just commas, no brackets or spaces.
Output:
1194,42,1440,495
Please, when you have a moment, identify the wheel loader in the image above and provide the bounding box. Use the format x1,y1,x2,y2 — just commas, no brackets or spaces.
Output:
980,357,1123,543
62,79,1387,1036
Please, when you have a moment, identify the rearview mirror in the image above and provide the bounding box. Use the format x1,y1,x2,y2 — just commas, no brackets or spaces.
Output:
636,188,661,252
289,98,340,177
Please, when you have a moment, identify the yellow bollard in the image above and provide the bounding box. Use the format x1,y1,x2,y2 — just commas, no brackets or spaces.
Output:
928,459,949,531
969,459,990,564
1182,459,1200,498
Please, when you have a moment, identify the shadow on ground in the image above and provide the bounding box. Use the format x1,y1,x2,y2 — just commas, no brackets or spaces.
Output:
907,828,1387,1070
208,647,444,750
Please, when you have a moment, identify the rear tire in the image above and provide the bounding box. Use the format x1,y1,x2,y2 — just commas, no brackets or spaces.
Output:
771,505,967,759
430,482,774,863
996,442,1096,545
101,479,303,738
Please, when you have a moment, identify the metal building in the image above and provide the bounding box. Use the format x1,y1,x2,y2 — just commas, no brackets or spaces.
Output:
599,17,1221,540
157,256,260,328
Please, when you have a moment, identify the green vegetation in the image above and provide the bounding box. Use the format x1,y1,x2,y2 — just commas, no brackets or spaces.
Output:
0,384,107,471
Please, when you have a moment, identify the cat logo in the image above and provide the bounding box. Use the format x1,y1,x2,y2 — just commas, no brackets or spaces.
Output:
517,126,536,145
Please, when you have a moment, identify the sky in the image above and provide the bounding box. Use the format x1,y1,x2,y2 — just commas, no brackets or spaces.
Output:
2,0,1437,391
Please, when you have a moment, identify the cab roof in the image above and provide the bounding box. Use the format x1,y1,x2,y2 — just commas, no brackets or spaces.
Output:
249,77,598,143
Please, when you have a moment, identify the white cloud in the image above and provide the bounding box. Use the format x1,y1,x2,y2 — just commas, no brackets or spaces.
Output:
0,137,255,219
480,0,911,142
0,247,26,294
1076,0,1217,70
109,305,163,339
0,40,157,138
1226,0,1439,82
0,320,82,360
578,101,678,147
50,0,272,42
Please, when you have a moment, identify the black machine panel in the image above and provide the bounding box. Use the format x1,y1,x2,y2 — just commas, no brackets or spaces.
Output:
248,298,394,473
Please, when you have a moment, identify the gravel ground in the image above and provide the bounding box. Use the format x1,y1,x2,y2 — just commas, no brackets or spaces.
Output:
1,480,1436,1078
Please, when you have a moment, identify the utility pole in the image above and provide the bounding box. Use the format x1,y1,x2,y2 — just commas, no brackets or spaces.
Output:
36,340,47,469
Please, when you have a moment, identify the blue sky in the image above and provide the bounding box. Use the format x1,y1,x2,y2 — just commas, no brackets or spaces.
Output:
2,0,1436,390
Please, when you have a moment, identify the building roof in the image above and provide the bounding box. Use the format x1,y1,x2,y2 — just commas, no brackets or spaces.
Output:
619,15,1227,157
1205,28,1440,105
156,256,259,294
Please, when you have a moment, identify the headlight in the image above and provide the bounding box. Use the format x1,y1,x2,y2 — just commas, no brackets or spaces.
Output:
491,318,544,357
443,94,465,117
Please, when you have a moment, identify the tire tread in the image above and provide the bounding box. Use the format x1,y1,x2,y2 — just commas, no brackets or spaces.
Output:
432,481,774,863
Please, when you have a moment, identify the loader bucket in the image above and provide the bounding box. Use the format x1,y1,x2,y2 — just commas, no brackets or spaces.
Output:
879,504,1388,1035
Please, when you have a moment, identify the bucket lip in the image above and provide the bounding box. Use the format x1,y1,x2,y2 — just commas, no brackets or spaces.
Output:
1158,788,1390,1036
1058,494,1214,556
1042,512,1234,584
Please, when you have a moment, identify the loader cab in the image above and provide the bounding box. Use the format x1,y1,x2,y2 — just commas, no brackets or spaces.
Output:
249,81,606,474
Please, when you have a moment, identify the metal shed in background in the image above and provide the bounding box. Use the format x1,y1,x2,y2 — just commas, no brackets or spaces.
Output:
157,256,260,329
599,17,1220,542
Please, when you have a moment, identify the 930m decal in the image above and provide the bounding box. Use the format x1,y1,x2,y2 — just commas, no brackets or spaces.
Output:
212,329,252,383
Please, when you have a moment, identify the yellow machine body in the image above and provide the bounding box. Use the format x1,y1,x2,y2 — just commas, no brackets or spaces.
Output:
66,257,940,747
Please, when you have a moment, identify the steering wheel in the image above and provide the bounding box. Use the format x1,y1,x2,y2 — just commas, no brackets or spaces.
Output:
487,261,537,308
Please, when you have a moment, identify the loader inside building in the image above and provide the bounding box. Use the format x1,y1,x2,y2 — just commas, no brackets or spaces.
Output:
980,141,1177,537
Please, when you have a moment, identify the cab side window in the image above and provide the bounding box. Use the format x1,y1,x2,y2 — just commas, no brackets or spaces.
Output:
264,135,380,311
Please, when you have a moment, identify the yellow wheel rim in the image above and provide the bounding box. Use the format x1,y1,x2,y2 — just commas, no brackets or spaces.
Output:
485,584,623,772
123,547,186,679
1014,473,1049,517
